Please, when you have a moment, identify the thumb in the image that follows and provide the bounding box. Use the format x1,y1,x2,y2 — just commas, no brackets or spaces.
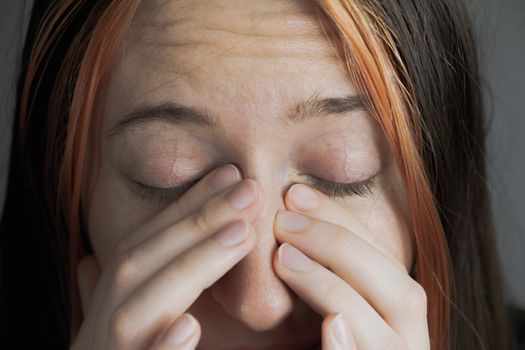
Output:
77,255,102,316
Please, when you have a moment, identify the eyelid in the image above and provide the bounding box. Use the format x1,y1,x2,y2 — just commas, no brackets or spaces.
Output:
301,172,378,188
132,176,201,206
300,172,379,198
134,171,379,206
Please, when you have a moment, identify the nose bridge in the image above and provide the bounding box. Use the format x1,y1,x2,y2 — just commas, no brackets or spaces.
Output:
210,154,298,331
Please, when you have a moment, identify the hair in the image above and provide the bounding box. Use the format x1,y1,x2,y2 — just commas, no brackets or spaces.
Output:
0,0,512,349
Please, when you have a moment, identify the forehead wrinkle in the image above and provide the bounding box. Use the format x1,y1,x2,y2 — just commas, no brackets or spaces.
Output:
130,36,336,62
115,1,353,121
135,6,322,35
128,0,334,59
134,0,320,28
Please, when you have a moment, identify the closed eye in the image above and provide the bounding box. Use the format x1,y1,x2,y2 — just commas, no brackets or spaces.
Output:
133,172,378,206
300,172,378,198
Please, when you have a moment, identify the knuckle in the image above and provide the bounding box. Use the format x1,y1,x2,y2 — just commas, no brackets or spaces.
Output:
320,278,344,305
330,226,355,254
108,306,136,345
191,202,214,235
400,280,428,321
113,238,132,259
111,253,138,291
174,250,199,274
324,287,341,305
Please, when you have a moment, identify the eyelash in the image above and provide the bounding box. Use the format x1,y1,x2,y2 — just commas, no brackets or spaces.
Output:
135,173,378,206
135,179,200,206
301,173,378,198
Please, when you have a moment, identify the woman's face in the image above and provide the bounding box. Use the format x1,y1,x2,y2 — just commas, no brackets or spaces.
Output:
84,0,412,348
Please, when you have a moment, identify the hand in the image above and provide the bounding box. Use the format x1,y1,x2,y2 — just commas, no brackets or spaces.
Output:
72,164,265,350
273,183,429,350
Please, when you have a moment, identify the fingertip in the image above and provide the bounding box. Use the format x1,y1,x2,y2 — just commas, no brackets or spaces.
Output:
162,313,200,347
242,179,265,215
226,163,242,180
322,313,355,350
283,184,301,213
208,164,243,194
245,178,260,199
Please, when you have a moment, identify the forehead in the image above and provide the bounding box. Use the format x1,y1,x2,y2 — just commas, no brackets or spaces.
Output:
104,0,358,134
131,0,327,57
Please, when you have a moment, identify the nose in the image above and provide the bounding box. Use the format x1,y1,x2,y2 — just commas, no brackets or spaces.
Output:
210,172,297,331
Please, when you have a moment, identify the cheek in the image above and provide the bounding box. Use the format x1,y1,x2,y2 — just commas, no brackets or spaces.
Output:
363,191,413,270
345,169,413,270
84,160,152,268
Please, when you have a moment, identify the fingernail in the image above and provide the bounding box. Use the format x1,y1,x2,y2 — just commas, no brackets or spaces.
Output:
332,313,351,349
215,221,249,247
278,243,313,272
209,165,241,193
164,314,196,346
277,210,310,232
289,184,320,211
226,180,256,209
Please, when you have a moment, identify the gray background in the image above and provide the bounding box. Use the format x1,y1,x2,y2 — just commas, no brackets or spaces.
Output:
1,0,524,307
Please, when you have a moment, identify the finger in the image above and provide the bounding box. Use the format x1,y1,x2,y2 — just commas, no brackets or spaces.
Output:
77,254,102,316
274,210,429,350
119,164,243,253
284,183,406,272
106,220,255,349
322,313,356,350
274,243,407,349
150,313,201,350
106,178,263,296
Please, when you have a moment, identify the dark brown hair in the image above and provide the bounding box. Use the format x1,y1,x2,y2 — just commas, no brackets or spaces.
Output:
0,0,513,349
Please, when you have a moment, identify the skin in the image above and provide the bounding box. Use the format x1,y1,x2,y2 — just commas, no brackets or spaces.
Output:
74,0,429,349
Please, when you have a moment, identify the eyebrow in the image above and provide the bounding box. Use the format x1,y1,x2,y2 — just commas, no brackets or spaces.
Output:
106,93,366,138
